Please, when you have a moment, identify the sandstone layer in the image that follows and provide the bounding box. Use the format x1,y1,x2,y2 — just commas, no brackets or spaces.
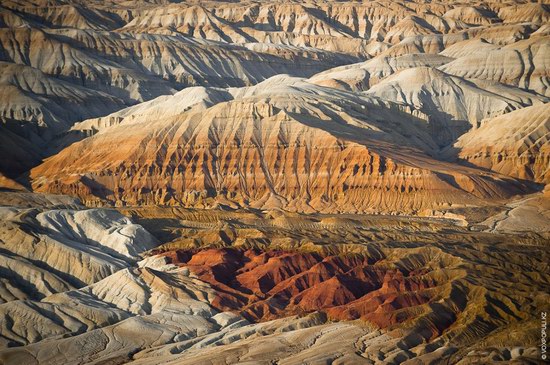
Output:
2,0,550,184
31,77,531,213
0,2,549,364
454,103,550,184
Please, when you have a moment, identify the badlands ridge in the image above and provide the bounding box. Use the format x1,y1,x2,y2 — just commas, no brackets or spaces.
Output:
0,0,549,364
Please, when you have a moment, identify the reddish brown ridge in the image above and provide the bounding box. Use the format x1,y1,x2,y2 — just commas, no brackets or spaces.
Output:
161,248,439,330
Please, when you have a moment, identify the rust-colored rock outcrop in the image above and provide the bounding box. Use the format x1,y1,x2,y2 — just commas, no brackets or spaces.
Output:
161,247,439,329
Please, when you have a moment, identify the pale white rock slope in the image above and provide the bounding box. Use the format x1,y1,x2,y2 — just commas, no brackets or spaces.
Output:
0,207,158,303
36,209,157,261
309,53,454,91
440,36,550,96
365,66,547,146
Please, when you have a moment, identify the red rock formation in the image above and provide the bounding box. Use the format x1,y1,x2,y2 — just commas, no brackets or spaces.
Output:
161,248,439,328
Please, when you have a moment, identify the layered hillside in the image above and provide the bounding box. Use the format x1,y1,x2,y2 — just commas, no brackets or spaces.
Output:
455,103,550,184
2,0,549,185
0,13,355,179
31,77,530,213
440,35,550,97
0,199,546,364
1,2,549,363
309,53,454,91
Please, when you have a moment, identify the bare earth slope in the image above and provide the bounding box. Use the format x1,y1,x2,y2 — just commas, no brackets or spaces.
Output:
0,1,549,364
454,103,550,184
0,15,355,179
0,201,546,364
30,77,529,213
0,205,158,303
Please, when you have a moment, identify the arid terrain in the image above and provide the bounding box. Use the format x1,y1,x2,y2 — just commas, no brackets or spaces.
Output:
0,0,549,364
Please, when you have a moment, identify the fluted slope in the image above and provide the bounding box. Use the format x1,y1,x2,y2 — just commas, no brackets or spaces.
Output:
0,207,158,303
0,21,354,179
31,77,529,213
0,1,548,364
365,66,547,146
309,53,453,91
440,36,550,96
0,195,546,364
0,27,351,104
0,62,125,134
455,103,550,184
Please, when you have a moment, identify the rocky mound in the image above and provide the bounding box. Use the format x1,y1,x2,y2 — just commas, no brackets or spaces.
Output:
365,66,547,146
0,1,548,364
3,0,549,189
161,248,439,327
440,36,550,97
498,3,550,24
0,194,546,364
145,240,546,363
309,53,454,91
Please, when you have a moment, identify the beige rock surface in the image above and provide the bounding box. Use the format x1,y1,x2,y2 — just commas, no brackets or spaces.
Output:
0,198,545,365
31,76,531,212
0,1,549,364
309,53,454,91
2,0,549,186
454,103,550,184
0,9,354,179
0,206,158,303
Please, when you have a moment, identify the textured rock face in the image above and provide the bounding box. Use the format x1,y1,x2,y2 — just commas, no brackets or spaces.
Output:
365,66,547,146
440,36,550,97
30,77,529,212
0,8,356,179
2,0,549,189
161,248,439,327
0,266,217,347
455,103,550,184
0,206,158,303
0,27,349,103
309,53,454,91
0,1,549,363
0,62,125,135
0,201,547,365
